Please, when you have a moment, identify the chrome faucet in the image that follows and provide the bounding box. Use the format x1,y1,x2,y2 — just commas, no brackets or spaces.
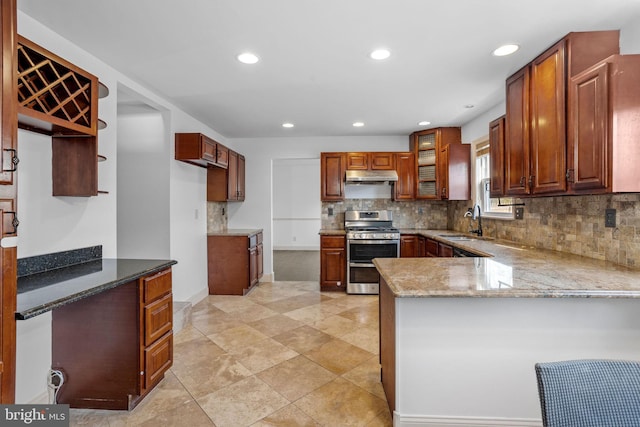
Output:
466,204,483,237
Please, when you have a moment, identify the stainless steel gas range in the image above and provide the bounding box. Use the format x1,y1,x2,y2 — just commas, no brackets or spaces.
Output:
345,210,400,295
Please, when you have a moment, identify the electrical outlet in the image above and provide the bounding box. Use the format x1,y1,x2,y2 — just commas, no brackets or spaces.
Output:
328,207,334,216
605,208,616,228
515,207,524,220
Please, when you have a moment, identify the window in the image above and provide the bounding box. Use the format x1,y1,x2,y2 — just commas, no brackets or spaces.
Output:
475,141,514,219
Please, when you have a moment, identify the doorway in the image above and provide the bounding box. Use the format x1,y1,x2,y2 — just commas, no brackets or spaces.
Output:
272,158,320,281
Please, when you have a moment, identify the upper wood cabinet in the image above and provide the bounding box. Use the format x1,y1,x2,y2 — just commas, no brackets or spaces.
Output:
567,54,640,194
321,152,345,201
175,133,228,169
410,127,469,200
503,30,619,197
393,152,415,200
346,152,395,170
489,116,505,198
208,149,245,202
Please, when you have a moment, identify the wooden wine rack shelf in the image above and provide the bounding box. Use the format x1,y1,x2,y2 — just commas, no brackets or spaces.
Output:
17,35,97,136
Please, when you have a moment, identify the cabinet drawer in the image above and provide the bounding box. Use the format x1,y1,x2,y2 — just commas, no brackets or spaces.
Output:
142,268,172,303
321,235,345,249
144,292,173,346
143,331,173,390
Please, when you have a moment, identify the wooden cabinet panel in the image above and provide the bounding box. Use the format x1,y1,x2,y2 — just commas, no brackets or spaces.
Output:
439,143,470,200
143,293,173,346
143,332,172,391
505,66,531,196
142,268,172,303
425,238,438,257
208,232,263,295
320,235,345,291
418,236,426,257
400,235,418,258
207,149,245,202
320,152,345,201
346,152,368,170
568,54,640,193
175,133,230,169
393,152,415,200
52,136,98,197
370,153,395,170
489,116,505,197
438,243,453,257
529,40,567,194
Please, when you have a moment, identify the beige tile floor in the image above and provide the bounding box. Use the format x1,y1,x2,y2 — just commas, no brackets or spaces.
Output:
69,281,392,426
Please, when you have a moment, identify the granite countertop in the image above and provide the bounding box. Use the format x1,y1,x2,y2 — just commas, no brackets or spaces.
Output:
17,258,177,320
208,228,262,237
319,229,346,235
374,229,640,299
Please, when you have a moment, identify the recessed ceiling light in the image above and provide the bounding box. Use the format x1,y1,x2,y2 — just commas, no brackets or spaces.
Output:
464,104,475,109
492,44,519,57
353,122,365,127
418,121,431,126
282,123,294,128
370,49,391,60
237,52,259,64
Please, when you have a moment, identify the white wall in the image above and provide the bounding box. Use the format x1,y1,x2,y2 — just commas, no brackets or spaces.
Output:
272,159,321,250
117,107,170,259
15,11,228,403
228,136,408,277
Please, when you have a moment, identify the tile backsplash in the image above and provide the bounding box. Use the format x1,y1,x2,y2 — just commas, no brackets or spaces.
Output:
207,202,227,232
450,194,640,268
321,199,448,230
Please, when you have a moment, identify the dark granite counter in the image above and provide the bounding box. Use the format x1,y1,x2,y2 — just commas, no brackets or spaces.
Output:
17,255,177,320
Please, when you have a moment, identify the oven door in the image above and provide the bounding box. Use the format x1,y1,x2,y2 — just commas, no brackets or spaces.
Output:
347,239,399,294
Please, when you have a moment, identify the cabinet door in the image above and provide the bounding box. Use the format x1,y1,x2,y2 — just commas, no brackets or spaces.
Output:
143,332,173,392
393,152,415,200
400,235,417,257
370,153,395,170
320,235,345,290
346,153,368,170
216,143,229,169
438,243,453,257
257,243,264,279
567,61,609,192
417,236,426,257
438,145,450,200
529,40,567,194
249,246,258,287
505,66,531,196
227,150,238,201
321,153,345,201
489,116,505,197
237,154,245,201
425,238,438,257
413,130,439,199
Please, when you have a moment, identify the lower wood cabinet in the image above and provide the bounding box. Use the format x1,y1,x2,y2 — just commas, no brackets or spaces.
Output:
52,267,173,410
208,232,263,295
425,238,438,257
320,235,345,291
438,242,454,257
400,235,419,257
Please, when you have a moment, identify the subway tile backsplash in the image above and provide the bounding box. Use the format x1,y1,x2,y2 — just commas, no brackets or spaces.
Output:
450,194,640,268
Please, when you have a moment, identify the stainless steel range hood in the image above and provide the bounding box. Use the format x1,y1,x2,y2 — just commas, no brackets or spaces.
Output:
345,170,398,185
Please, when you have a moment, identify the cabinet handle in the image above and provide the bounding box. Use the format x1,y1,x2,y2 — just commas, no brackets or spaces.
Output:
6,211,19,235
528,175,534,188
566,169,574,183
3,149,19,172
519,176,526,187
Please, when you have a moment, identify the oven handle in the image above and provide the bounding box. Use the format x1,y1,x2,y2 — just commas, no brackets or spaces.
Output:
349,262,376,268
347,239,400,245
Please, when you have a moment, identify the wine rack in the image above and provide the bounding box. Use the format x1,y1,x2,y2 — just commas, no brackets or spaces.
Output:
17,35,97,136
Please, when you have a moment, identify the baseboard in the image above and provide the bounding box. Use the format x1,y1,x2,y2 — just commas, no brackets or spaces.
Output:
188,288,209,306
260,273,274,283
28,391,49,404
393,413,542,427
273,246,319,251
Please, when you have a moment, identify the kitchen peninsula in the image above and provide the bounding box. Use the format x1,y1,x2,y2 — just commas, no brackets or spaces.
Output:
375,231,640,426
16,247,177,410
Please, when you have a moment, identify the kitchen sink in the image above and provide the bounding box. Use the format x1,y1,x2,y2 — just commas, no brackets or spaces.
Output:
438,234,476,241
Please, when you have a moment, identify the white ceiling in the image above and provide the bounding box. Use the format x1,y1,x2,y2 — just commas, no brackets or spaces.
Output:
17,0,640,139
